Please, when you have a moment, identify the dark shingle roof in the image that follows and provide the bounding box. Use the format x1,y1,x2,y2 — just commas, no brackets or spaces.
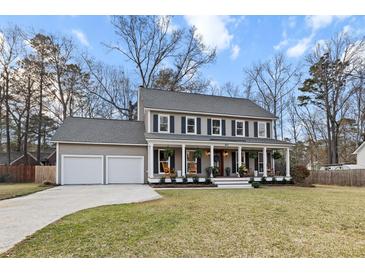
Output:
140,87,277,119
52,117,147,145
145,133,292,146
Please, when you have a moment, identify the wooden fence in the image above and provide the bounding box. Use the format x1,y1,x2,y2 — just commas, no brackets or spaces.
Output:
35,166,56,184
0,165,35,182
306,169,365,186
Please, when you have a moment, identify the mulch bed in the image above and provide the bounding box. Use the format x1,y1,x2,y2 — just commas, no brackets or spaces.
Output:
149,183,217,188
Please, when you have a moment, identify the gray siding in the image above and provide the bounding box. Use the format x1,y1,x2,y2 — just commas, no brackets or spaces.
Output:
58,143,147,184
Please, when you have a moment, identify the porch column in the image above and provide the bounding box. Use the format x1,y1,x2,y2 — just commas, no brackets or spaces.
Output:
181,144,186,177
148,143,154,178
263,146,267,177
237,146,242,168
210,145,214,177
286,147,290,177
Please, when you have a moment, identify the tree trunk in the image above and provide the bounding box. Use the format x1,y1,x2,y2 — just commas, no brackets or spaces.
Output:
23,77,32,165
4,74,11,165
37,72,44,164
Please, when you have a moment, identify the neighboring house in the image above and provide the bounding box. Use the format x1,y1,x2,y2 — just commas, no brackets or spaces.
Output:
52,87,293,185
352,142,365,168
0,151,56,166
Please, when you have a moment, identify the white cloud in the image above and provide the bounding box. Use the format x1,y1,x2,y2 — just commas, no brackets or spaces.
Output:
274,30,289,51
287,34,314,58
71,29,90,47
230,44,240,60
288,16,297,28
305,15,334,31
184,16,233,51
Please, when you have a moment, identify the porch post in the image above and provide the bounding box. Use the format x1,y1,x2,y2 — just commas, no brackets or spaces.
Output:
263,146,267,177
148,143,154,178
210,145,214,178
286,147,290,177
181,144,186,177
237,146,242,169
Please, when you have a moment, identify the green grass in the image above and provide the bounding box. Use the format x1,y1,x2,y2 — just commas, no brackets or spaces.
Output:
0,183,52,200
2,185,365,257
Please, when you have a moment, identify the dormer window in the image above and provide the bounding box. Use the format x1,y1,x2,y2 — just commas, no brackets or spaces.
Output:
258,122,266,138
158,114,169,133
212,119,221,135
186,117,197,134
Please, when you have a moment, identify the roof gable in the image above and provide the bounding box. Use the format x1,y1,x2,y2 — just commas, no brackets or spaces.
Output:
140,87,276,119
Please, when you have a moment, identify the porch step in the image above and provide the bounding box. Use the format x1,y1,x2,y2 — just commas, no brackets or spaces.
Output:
214,177,252,189
217,184,252,189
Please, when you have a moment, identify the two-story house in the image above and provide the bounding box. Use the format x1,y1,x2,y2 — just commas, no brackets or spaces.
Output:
52,87,292,185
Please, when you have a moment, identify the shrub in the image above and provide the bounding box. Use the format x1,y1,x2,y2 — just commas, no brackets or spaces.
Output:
271,177,277,184
205,178,212,184
238,164,248,177
291,165,310,184
182,176,188,183
159,177,166,183
171,177,176,183
261,176,267,184
251,181,260,188
193,176,199,184
0,174,10,183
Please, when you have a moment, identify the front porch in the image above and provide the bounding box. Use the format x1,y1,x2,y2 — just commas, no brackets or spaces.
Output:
147,142,291,183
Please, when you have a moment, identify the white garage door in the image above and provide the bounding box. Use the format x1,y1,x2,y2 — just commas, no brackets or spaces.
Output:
62,155,103,185
106,156,144,184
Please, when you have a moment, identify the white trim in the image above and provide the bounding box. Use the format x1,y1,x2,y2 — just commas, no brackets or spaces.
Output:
52,141,147,146
258,152,264,173
235,120,245,137
186,149,198,174
144,107,277,121
61,154,104,185
146,138,293,148
258,121,267,138
186,116,197,135
158,113,170,133
157,149,170,174
235,149,246,170
56,143,59,185
353,141,365,154
147,110,151,133
211,118,222,136
105,155,144,184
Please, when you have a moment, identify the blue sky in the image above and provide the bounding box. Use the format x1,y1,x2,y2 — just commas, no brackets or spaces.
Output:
0,15,364,87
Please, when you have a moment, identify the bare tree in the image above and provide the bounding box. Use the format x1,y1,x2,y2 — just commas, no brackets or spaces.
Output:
244,53,301,139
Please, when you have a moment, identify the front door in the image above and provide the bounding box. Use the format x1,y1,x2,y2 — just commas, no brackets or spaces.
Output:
214,150,224,176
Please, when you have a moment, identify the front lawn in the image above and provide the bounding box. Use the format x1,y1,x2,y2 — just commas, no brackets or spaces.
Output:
0,183,52,200
2,185,365,257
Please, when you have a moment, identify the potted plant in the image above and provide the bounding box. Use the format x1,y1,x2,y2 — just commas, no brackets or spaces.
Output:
238,164,248,177
159,176,166,183
225,167,231,176
272,151,282,160
205,166,219,177
248,152,258,159
193,149,203,160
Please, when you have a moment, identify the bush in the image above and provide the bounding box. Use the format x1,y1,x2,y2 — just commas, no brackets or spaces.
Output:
193,176,199,184
0,174,10,183
205,178,212,184
182,177,188,183
261,177,267,184
159,177,166,183
271,177,277,184
251,182,260,188
291,165,310,184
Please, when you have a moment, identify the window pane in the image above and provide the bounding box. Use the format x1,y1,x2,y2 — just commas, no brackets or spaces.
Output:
187,151,194,161
213,120,220,127
187,118,195,126
212,119,220,134
258,123,265,137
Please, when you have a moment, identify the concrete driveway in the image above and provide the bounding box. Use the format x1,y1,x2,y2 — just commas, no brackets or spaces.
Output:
0,185,160,253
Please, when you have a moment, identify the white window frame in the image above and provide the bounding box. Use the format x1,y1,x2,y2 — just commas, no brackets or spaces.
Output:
258,152,264,173
186,116,197,135
211,118,222,136
158,114,170,133
236,120,244,137
258,122,266,138
235,150,246,171
158,149,170,174
186,150,198,174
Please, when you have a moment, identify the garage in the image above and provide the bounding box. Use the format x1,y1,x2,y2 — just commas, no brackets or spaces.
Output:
62,155,104,185
106,156,144,184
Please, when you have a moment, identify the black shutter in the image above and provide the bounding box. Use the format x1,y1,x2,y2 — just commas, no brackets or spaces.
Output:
266,122,271,138
245,121,249,137
170,152,175,169
231,120,236,136
207,118,212,135
255,154,258,171
197,157,202,174
267,152,271,169
197,118,201,134
170,116,175,133
153,150,159,174
153,114,158,132
181,116,186,134
245,152,249,169
222,119,226,136
254,122,258,137
232,152,236,173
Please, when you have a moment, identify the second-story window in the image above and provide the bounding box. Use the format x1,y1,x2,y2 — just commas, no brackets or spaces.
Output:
212,119,221,135
236,120,244,136
186,117,196,134
158,114,169,133
258,122,266,138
